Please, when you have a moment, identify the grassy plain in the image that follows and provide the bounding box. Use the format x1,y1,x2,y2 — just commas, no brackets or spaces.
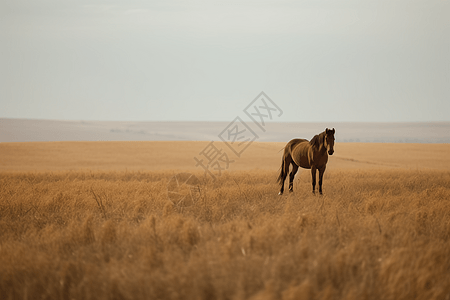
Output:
2,141,450,171
1,142,450,300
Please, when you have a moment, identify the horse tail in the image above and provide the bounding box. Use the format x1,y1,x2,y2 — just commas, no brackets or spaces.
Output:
277,148,287,186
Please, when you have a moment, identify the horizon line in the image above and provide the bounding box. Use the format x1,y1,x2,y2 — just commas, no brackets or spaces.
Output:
2,118,450,124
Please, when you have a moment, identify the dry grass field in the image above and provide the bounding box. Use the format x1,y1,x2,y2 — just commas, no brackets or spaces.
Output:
1,141,450,300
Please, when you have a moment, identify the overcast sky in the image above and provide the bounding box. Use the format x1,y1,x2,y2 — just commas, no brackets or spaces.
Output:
1,0,449,122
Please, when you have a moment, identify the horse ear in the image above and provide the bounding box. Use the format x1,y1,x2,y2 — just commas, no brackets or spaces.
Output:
325,128,329,134
332,128,335,134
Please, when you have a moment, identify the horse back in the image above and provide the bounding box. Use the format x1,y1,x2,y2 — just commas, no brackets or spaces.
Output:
285,139,307,155
286,138,308,149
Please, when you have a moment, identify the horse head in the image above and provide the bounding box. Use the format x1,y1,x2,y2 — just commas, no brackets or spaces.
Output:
310,128,335,155
325,128,335,155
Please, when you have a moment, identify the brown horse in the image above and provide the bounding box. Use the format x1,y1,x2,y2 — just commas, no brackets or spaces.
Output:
277,128,335,195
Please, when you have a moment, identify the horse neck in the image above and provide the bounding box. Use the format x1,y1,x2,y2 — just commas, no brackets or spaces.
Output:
318,132,328,154
317,145,328,156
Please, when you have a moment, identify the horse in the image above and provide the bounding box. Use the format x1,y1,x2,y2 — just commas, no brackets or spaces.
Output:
277,128,335,195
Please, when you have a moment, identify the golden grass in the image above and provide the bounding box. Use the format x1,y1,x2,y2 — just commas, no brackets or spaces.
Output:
2,141,450,172
1,168,450,300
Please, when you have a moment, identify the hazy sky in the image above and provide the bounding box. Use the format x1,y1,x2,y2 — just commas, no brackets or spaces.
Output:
1,0,449,122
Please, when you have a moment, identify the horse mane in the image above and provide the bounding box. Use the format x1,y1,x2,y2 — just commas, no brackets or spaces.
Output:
309,131,325,150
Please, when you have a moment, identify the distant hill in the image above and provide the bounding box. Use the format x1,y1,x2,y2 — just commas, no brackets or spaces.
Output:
1,118,450,143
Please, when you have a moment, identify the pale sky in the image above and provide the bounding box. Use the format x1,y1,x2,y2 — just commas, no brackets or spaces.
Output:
1,0,449,122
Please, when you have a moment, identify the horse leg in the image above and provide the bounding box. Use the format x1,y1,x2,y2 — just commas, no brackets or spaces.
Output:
311,167,317,194
288,164,299,193
279,176,285,195
318,166,326,195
